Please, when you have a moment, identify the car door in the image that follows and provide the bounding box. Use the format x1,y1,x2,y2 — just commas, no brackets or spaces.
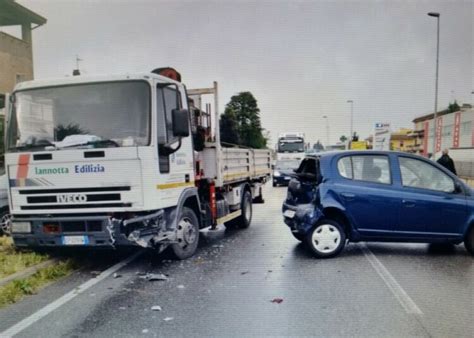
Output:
335,154,400,237
396,156,467,239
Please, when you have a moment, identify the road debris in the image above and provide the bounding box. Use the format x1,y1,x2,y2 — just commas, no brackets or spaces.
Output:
113,273,121,279
151,305,162,311
212,244,224,248
177,285,185,289
241,270,249,275
139,273,168,281
271,298,284,304
164,317,174,321
142,329,149,333
119,306,127,310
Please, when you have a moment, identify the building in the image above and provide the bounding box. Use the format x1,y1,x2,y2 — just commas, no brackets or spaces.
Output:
0,0,47,110
390,128,416,152
412,103,474,180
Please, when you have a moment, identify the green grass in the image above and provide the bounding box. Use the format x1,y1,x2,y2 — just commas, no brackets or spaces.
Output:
0,237,49,279
0,259,77,308
0,237,78,308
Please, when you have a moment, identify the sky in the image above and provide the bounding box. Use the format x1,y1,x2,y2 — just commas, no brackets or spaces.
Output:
6,0,473,147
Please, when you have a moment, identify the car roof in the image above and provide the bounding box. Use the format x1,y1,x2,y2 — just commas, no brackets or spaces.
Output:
305,150,427,160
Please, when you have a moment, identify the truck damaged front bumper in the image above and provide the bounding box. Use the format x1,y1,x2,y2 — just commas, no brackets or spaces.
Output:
11,210,177,250
282,202,323,236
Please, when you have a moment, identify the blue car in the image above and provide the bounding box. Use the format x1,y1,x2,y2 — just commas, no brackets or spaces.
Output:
273,159,301,187
282,151,474,258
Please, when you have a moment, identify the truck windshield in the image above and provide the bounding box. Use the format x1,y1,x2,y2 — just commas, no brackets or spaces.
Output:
7,81,150,152
278,141,304,152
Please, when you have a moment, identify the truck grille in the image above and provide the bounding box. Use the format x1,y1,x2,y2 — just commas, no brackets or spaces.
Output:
18,186,132,210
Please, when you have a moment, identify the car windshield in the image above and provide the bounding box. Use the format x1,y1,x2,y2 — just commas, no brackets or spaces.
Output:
275,160,300,170
7,81,150,152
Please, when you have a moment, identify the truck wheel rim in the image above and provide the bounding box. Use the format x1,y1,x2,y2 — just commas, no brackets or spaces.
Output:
0,213,12,235
311,224,340,253
179,218,197,246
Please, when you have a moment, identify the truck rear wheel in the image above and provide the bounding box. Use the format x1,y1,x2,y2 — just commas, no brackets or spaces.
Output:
170,207,200,260
235,191,253,229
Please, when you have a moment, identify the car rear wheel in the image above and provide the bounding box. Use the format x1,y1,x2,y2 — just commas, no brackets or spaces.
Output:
306,219,346,258
464,226,474,255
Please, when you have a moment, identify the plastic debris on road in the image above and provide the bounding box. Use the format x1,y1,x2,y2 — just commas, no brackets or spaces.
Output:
142,329,149,333
177,285,185,289
151,305,162,311
139,273,168,281
164,317,174,321
113,273,121,279
271,298,284,304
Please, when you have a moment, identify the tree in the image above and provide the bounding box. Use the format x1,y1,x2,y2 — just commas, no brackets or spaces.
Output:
221,92,267,149
448,101,460,113
219,111,240,145
339,135,348,143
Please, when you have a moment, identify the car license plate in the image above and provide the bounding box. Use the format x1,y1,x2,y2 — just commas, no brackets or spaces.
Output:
284,177,291,180
62,235,89,245
283,210,296,218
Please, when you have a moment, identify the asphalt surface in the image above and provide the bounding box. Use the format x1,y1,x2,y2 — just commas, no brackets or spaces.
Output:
0,185,472,337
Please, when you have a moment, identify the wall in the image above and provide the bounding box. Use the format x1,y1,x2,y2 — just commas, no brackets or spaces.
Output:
0,31,33,94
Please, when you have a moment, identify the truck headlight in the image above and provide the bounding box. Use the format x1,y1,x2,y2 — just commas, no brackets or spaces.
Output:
273,171,281,177
12,222,32,233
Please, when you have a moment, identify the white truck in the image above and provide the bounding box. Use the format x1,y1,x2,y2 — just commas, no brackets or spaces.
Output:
276,132,306,161
3,68,271,259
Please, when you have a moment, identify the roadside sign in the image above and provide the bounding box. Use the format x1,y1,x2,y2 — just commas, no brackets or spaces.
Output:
373,123,391,151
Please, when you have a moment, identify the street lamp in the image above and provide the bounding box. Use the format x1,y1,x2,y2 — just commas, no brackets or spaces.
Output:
322,115,330,148
428,12,440,158
347,100,354,149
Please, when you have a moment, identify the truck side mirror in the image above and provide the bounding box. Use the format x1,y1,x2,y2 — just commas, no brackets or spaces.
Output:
172,109,190,137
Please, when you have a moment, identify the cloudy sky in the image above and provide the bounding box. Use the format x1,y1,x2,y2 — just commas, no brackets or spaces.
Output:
7,0,473,146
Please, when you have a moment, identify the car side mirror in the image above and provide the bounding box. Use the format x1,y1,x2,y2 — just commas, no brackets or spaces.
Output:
172,109,190,137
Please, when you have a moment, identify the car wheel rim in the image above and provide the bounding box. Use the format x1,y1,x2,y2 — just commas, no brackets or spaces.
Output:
0,213,12,235
311,224,341,253
177,217,197,249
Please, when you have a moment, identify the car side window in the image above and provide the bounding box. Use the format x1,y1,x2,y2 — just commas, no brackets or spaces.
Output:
399,157,455,193
352,155,391,184
337,155,391,184
337,157,353,179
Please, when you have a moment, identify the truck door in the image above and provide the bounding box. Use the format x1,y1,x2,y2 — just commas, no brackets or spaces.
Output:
155,83,194,206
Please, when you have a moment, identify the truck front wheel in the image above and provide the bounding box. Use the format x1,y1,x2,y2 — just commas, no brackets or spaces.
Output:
170,207,200,260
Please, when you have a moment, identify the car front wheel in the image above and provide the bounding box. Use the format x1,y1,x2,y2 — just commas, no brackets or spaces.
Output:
306,219,346,258
464,226,474,255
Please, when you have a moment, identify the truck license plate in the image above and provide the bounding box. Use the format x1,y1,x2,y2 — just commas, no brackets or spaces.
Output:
283,210,296,218
62,235,89,245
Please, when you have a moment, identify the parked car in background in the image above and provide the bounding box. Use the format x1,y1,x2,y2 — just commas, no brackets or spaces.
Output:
282,151,474,258
0,173,11,236
273,159,301,187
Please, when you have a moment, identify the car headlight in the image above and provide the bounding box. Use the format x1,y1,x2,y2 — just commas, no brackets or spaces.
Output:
273,171,281,177
12,222,32,233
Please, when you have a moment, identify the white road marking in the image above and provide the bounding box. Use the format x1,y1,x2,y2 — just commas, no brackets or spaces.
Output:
1,251,143,337
361,243,423,315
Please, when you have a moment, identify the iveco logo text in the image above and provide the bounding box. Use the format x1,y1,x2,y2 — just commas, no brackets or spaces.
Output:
57,194,87,203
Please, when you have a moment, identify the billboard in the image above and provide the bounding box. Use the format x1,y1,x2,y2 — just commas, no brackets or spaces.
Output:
373,123,391,151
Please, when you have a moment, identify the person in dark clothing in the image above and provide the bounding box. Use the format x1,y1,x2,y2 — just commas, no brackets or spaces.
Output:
437,149,457,175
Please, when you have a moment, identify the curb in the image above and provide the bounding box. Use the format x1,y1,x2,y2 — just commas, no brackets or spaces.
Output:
0,259,58,288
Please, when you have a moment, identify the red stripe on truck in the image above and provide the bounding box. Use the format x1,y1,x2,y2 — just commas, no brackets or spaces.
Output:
16,154,31,180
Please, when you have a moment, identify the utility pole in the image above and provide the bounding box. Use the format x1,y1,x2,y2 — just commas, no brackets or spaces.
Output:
428,12,440,157
73,55,83,76
347,100,354,149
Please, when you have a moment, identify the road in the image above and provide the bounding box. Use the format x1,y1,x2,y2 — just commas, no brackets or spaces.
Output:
0,185,472,337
